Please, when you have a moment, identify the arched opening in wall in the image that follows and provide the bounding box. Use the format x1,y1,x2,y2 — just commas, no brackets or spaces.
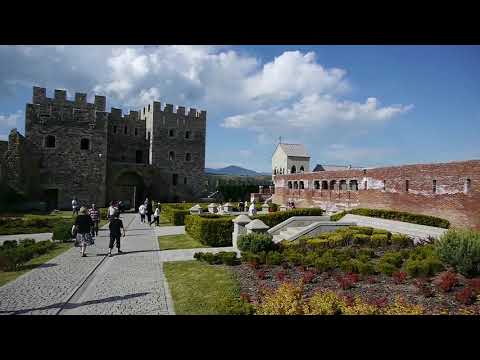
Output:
465,179,471,194
329,180,336,190
291,165,296,174
300,166,304,172
169,129,175,137
294,181,299,189
185,153,191,162
349,180,358,191
172,174,178,186
45,135,56,148
339,180,347,191
314,180,320,190
124,126,128,135
299,181,304,189
113,171,145,210
288,181,292,189
273,168,277,175
80,138,90,150
169,151,175,161
405,180,409,192
383,180,386,191
432,180,437,194
322,180,328,190
185,130,191,139
135,128,138,136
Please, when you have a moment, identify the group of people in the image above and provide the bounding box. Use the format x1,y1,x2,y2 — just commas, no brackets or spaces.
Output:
71,199,125,258
287,201,296,209
138,197,161,226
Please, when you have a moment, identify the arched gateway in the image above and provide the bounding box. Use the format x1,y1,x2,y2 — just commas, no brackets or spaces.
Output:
111,171,145,210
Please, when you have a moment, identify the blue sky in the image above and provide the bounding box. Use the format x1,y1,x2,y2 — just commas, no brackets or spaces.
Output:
0,45,479,172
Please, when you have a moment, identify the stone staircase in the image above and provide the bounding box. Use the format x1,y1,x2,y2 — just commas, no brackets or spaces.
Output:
273,225,315,242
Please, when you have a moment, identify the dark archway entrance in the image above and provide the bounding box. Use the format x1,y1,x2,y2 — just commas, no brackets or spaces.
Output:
112,172,145,210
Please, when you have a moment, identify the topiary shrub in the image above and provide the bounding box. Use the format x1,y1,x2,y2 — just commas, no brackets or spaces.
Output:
370,234,390,247
237,232,275,254
254,208,324,228
330,211,347,222
357,261,376,275
377,251,404,276
307,238,330,250
435,228,480,277
328,234,345,248
349,226,374,236
185,215,233,247
391,234,414,248
266,251,283,266
352,234,370,246
372,229,392,239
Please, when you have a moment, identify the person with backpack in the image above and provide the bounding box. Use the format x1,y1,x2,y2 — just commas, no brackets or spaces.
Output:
108,212,125,257
73,207,94,257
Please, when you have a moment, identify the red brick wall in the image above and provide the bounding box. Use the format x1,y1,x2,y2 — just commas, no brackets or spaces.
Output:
272,160,480,229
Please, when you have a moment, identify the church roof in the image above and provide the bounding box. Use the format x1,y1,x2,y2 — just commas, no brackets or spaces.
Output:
313,164,364,172
278,143,310,157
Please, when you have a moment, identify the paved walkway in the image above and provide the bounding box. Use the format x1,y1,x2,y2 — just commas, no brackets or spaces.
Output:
0,233,53,245
338,214,448,242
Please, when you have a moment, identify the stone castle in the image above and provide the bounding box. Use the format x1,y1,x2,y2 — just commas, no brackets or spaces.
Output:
0,86,206,209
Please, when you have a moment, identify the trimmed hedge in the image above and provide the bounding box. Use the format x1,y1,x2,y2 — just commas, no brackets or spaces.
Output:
0,217,64,236
254,208,324,228
52,221,74,242
194,251,239,266
238,233,275,254
161,203,208,225
185,214,234,247
0,240,56,271
330,208,450,229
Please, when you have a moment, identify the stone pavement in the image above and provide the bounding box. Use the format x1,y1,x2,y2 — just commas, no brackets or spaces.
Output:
0,233,53,245
59,213,173,315
338,214,448,242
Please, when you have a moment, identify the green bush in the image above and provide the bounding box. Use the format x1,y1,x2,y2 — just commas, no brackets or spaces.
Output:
358,261,376,275
435,228,480,277
52,221,74,242
328,234,345,247
372,229,392,239
0,246,34,271
307,238,330,249
254,208,324,228
314,252,337,272
352,234,371,246
283,248,304,266
266,251,284,266
370,234,390,247
19,239,36,247
331,208,450,229
237,232,275,254
185,214,234,247
357,248,376,259
377,261,398,276
340,259,363,273
171,210,190,225
404,257,443,277
377,251,404,276
391,234,414,248
2,240,18,249
349,226,374,236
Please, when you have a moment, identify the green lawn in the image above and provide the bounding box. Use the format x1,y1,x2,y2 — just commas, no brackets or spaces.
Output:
163,260,252,315
0,242,73,287
158,233,208,250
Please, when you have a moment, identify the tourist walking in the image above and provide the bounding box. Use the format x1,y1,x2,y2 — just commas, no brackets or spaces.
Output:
139,203,146,223
150,205,160,226
72,197,79,216
107,201,117,222
73,207,94,257
108,212,125,257
244,201,249,213
239,201,244,212
146,199,153,224
88,203,100,237
248,201,257,217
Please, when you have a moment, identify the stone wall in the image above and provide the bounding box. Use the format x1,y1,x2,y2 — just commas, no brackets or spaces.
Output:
273,160,480,229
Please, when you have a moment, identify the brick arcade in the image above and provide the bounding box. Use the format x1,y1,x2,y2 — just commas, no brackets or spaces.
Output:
272,160,480,230
0,86,207,210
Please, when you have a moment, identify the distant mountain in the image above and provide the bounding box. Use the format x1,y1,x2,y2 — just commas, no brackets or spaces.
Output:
205,165,270,176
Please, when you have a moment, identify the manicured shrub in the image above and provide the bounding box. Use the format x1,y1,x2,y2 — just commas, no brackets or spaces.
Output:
218,251,239,266
372,229,392,239
307,238,329,249
185,214,233,247
357,248,376,259
237,233,275,254
349,226,374,236
377,262,397,277
380,251,404,268
370,234,390,247
265,251,283,266
435,228,480,277
19,239,35,247
303,290,344,315
339,208,450,229
314,253,337,273
328,234,345,248
330,211,347,222
352,233,370,246
358,261,376,276
283,248,303,266
193,251,239,265
52,221,74,242
404,257,444,278
302,252,319,268
2,240,18,249
256,282,304,315
340,259,362,274
171,210,190,225
254,208,324,228
391,234,414,248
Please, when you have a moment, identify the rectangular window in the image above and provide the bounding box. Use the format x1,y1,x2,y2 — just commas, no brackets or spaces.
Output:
136,150,143,164
172,174,178,186
184,177,187,185
405,180,409,192
433,180,437,193
124,126,128,135
135,128,138,136
383,180,386,191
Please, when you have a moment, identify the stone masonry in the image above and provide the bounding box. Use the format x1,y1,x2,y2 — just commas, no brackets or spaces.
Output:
273,160,480,230
1,86,207,209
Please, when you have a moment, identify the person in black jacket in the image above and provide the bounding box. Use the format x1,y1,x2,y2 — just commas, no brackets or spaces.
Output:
146,198,153,225
74,207,94,257
108,212,125,257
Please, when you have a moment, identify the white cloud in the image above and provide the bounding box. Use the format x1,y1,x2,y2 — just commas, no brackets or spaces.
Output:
323,143,398,164
0,110,22,128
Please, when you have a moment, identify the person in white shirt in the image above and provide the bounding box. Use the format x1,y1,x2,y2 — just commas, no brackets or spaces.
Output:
150,205,160,226
108,201,117,221
139,204,146,223
72,198,79,216
248,201,257,217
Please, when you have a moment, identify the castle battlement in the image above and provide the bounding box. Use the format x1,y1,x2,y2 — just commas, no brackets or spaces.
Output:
32,86,106,112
